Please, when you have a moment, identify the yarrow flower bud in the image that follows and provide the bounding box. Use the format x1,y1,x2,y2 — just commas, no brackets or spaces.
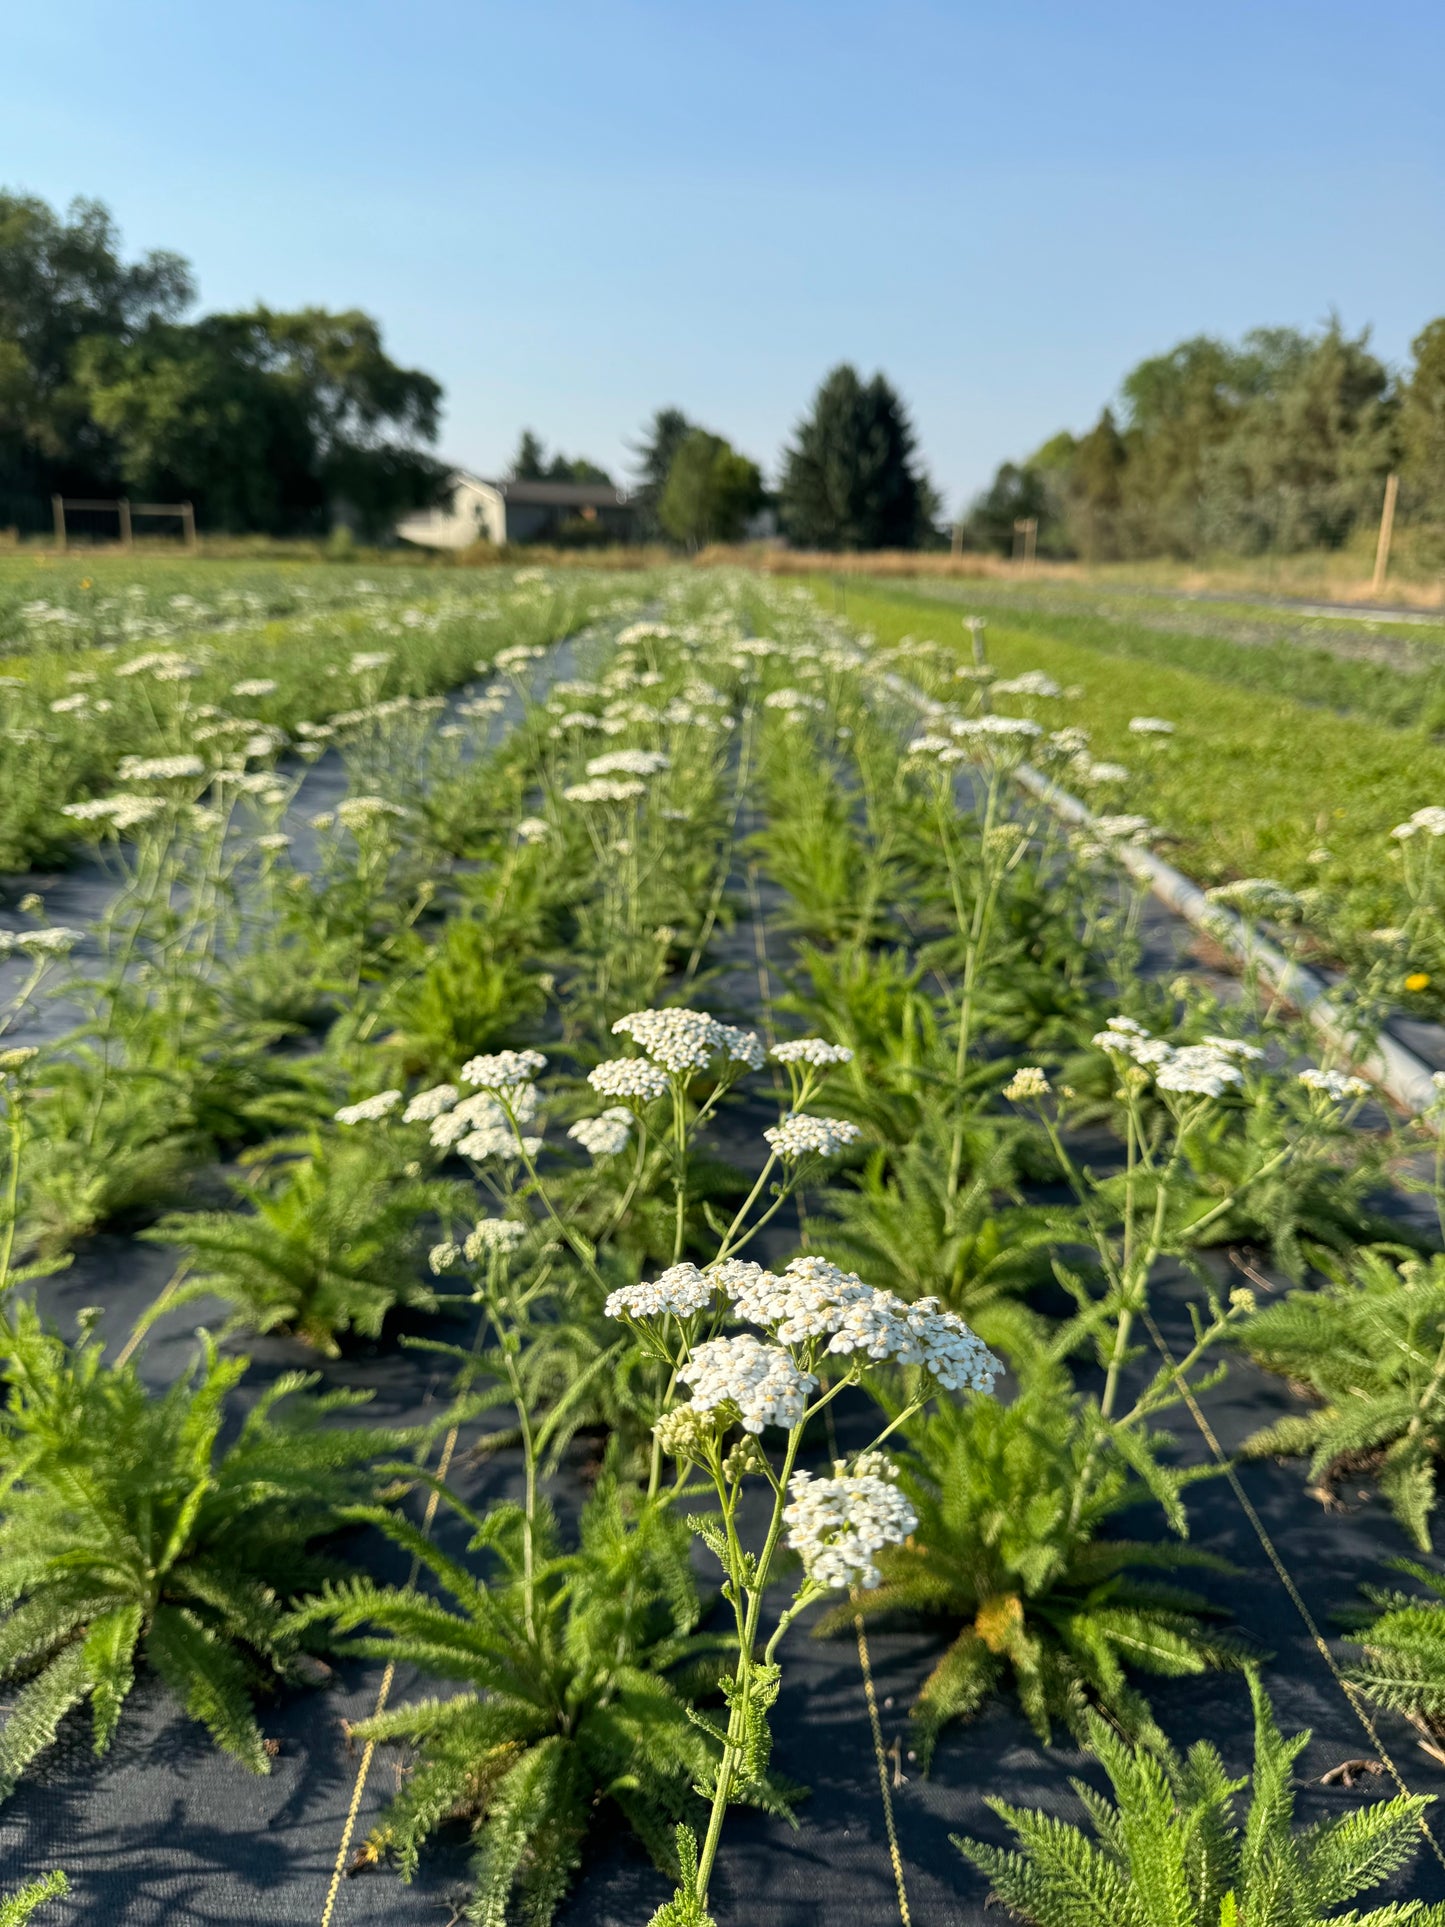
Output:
334,1089,402,1125
653,1405,715,1462
429,1242,460,1274
1002,1067,1050,1102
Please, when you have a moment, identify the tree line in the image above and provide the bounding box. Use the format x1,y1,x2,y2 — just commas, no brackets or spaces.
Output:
507,365,942,553
966,318,1445,561
0,191,445,538
0,187,944,549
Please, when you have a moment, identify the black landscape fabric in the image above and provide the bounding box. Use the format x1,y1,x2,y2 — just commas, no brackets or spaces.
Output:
4,660,1445,1925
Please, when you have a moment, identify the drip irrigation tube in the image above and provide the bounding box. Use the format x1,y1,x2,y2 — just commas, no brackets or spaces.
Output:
1012,761,1442,1123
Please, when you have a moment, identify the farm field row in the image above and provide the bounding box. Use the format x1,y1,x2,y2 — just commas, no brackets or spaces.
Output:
826,577,1445,1014
3,570,1445,1924
0,561,642,871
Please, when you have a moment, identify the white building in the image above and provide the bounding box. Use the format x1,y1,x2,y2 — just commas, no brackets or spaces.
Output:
396,470,634,549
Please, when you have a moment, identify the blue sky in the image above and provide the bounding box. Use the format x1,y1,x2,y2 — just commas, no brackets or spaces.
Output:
7,1,1443,511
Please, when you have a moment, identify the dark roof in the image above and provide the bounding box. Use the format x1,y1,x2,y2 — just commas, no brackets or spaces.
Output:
493,479,630,508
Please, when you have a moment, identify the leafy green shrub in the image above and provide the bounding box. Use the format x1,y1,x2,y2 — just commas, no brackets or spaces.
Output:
1347,1558,1445,1731
390,915,548,1075
0,1307,401,1792
954,1673,1442,1927
295,1475,745,1926
814,1117,1061,1357
148,1134,462,1353
21,1055,202,1255
829,1378,1242,1760
1239,1247,1445,1548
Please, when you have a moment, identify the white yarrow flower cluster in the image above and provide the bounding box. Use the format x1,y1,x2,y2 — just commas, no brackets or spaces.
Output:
585,748,670,778
62,795,168,830
568,1108,634,1157
456,1123,543,1162
564,777,646,804
1155,1046,1246,1098
606,1263,718,1321
459,1049,547,1091
679,1334,817,1434
464,1218,528,1261
1299,1067,1371,1101
719,1256,1000,1392
1128,716,1175,735
1092,1018,1244,1096
116,754,206,783
770,1038,854,1068
992,671,1061,698
335,1089,403,1125
784,1462,918,1590
1391,807,1445,840
611,1008,765,1074
428,1087,537,1148
402,1083,459,1123
588,1057,671,1102
1202,1034,1265,1062
1205,878,1302,919
763,1113,862,1160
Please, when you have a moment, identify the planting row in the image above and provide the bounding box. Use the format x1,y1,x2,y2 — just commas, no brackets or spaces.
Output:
0,560,632,870
830,577,1445,1021
0,573,1443,1924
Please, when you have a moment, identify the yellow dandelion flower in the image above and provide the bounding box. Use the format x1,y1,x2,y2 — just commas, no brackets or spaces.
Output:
1405,972,1431,992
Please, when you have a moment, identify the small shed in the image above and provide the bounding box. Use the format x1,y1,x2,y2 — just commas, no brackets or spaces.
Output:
396,471,634,549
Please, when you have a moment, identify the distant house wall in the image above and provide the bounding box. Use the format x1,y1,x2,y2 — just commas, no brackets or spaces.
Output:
396,474,505,549
397,473,635,548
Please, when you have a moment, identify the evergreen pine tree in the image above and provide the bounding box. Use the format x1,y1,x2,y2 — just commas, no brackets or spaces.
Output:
778,364,929,550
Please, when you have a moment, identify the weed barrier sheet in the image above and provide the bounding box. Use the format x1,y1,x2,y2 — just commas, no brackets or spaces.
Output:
4,620,1445,1925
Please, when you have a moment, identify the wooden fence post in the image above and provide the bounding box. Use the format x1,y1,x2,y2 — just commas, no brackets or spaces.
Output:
1371,472,1398,598
118,499,133,549
181,501,197,550
52,495,66,552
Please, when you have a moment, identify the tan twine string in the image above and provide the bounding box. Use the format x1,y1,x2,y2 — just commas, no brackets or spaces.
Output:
1139,1302,1445,1872
320,1417,464,1927
852,1604,915,1927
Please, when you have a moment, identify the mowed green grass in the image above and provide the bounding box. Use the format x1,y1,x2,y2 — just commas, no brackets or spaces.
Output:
826,580,1445,937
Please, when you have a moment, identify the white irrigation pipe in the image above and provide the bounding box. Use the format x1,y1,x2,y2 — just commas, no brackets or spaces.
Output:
1012,760,1442,1123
